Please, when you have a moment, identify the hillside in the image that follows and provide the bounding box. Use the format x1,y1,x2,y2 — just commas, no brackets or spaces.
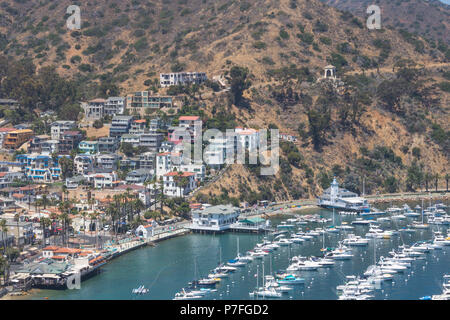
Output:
321,0,450,45
0,0,449,203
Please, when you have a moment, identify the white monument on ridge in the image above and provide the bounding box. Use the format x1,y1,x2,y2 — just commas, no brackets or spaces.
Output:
323,65,337,80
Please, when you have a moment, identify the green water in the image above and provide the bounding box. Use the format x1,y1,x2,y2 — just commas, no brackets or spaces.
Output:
29,203,449,300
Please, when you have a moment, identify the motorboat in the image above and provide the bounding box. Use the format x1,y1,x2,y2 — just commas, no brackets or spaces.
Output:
277,274,305,285
351,218,372,225
342,234,369,246
249,287,282,298
298,260,321,271
173,289,203,300
227,259,247,267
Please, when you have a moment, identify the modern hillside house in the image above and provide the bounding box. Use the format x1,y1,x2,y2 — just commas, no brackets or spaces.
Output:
159,72,207,87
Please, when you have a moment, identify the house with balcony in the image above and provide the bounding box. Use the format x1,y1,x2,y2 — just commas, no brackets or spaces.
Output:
50,121,77,140
85,172,118,189
126,91,174,115
16,154,67,182
126,169,152,185
110,115,134,137
82,99,105,120
78,141,99,154
95,153,119,172
3,129,34,150
98,136,119,153
59,131,83,154
163,171,196,197
139,130,163,152
104,97,125,116
74,155,95,175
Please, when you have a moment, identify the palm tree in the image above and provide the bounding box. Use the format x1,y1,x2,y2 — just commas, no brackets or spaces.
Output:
40,217,51,247
445,173,450,192
434,173,440,192
80,211,88,247
13,214,20,246
0,219,8,254
424,172,432,192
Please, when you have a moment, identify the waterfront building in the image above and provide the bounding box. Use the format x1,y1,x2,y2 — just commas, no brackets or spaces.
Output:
135,224,156,240
50,121,77,140
189,204,240,233
317,177,370,212
160,72,207,87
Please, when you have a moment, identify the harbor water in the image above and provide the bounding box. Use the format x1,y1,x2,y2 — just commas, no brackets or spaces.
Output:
28,202,449,300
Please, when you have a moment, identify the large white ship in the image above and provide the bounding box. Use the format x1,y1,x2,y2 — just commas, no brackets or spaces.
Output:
318,178,370,212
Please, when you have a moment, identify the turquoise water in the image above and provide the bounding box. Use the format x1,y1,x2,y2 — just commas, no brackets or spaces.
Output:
29,203,449,300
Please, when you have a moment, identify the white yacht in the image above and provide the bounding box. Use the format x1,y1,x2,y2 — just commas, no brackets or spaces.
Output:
342,234,370,246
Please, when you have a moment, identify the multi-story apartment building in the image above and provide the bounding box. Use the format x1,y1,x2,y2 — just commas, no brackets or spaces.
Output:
139,131,163,152
126,91,173,115
58,131,83,154
28,135,50,153
82,99,106,120
110,115,134,137
74,155,95,175
95,153,119,172
159,72,207,87
98,136,119,153
50,121,77,140
0,128,16,148
16,154,68,182
121,134,140,147
129,119,146,135
126,169,152,184
104,97,125,116
138,152,156,170
40,139,59,154
3,129,34,150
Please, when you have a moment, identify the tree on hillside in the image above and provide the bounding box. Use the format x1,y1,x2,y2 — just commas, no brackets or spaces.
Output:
229,66,251,108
